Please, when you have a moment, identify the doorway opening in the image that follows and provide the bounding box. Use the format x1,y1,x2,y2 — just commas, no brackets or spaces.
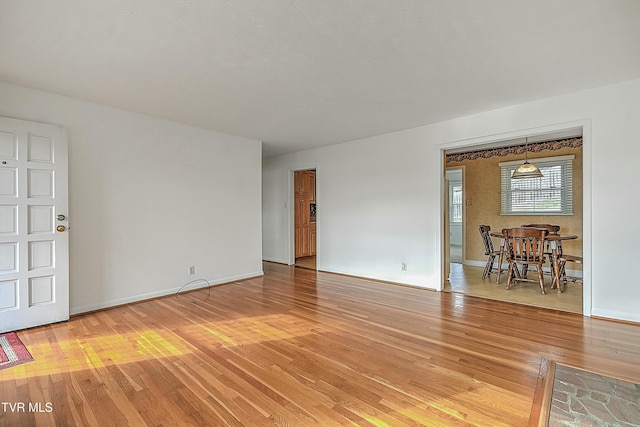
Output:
442,128,585,314
446,168,464,264
293,169,316,270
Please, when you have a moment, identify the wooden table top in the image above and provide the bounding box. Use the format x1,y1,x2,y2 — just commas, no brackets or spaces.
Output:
490,231,578,241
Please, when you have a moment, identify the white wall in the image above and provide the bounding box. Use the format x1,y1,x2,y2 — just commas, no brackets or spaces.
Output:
1,82,263,314
263,78,640,323
263,133,440,287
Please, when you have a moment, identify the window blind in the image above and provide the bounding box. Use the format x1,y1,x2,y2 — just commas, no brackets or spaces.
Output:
499,155,574,215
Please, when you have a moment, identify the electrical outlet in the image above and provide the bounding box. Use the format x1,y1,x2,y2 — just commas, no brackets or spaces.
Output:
402,262,407,271
188,266,195,275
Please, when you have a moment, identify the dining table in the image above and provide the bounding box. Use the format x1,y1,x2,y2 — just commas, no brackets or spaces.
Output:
490,230,578,292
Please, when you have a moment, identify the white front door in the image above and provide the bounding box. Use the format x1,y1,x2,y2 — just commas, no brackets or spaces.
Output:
0,117,69,333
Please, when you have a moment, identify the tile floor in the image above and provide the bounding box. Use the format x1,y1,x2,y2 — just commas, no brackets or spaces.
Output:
549,364,640,426
446,263,583,314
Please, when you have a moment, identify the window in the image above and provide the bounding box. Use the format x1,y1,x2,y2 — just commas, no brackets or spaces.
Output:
499,155,574,215
451,185,463,223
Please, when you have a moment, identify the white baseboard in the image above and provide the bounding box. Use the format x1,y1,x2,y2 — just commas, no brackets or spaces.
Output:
70,270,264,315
262,256,290,265
463,260,488,268
591,308,640,324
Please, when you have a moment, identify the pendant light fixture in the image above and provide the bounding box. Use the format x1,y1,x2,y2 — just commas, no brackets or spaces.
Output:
512,137,543,179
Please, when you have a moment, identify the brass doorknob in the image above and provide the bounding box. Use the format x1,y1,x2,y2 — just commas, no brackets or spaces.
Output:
56,225,66,232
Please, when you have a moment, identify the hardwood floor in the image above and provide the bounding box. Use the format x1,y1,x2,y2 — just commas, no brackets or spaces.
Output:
2,262,638,426
295,255,316,270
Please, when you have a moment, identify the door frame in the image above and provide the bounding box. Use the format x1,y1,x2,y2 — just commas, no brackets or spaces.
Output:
439,119,592,316
289,166,318,267
445,167,465,265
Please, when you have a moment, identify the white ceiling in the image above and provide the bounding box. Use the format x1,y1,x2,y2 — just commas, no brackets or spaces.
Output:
1,1,639,158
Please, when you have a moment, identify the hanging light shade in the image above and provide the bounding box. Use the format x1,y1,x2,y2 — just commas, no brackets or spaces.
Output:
512,137,543,179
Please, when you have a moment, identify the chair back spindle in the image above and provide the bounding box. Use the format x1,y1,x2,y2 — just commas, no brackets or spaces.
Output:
478,225,505,280
478,225,494,256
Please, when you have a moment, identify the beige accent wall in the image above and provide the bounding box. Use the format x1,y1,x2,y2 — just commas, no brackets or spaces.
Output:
447,145,583,267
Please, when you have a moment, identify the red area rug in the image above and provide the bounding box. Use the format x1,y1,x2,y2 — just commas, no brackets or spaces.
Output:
0,332,34,370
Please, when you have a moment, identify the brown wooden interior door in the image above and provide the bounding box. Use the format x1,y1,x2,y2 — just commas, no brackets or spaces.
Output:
295,196,310,258
294,170,315,259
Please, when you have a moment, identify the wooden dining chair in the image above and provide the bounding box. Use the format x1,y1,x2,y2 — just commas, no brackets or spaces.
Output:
478,225,503,280
521,223,560,277
502,227,549,294
556,254,583,290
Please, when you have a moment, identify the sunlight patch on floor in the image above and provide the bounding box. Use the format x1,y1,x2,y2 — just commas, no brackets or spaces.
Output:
6,329,191,379
183,313,314,349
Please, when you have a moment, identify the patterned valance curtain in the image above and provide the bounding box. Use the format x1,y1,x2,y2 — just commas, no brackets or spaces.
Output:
445,137,582,164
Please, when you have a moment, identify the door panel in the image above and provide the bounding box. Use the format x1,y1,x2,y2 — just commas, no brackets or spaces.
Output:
0,117,69,333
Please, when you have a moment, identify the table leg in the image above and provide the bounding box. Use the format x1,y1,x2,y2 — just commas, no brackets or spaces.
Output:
496,238,505,284
551,244,562,293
